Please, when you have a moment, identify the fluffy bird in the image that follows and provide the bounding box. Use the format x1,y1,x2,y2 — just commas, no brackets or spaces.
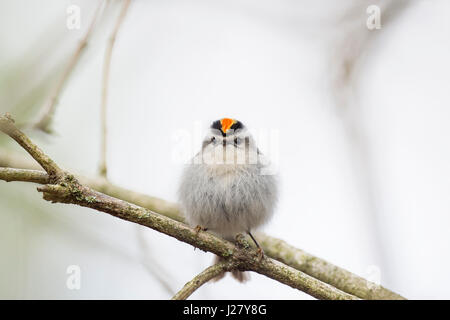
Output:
178,118,278,282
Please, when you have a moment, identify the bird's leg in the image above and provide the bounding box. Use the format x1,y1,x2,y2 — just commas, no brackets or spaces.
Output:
248,231,264,261
194,225,208,235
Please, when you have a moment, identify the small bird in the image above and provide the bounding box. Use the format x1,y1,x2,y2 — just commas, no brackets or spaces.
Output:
178,118,278,282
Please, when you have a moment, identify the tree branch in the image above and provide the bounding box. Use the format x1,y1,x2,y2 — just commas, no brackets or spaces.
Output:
257,233,404,300
99,0,131,177
0,147,405,300
0,113,64,178
172,261,231,300
33,0,106,133
0,167,49,184
0,113,359,300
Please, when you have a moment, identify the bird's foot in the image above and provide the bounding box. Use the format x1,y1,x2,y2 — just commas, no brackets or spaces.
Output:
256,247,265,261
247,231,265,261
194,225,208,235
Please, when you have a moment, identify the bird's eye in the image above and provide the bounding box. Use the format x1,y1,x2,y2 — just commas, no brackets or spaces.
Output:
234,137,241,145
211,136,216,143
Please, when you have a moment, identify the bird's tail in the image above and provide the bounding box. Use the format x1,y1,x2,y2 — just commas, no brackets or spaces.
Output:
212,255,250,283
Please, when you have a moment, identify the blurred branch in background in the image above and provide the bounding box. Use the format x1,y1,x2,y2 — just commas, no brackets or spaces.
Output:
328,0,411,281
0,16,67,119
99,0,131,178
0,0,169,294
135,226,176,296
31,0,107,133
0,114,404,300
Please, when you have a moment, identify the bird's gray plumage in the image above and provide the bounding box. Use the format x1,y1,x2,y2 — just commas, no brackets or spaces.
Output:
178,119,278,282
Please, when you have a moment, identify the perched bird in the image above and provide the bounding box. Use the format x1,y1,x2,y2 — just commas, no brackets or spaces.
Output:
178,118,278,282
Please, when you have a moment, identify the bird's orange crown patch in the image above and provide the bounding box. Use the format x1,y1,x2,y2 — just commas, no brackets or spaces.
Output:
220,118,236,133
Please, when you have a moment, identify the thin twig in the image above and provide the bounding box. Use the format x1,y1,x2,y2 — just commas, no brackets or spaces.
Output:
33,0,106,133
0,113,359,300
0,167,50,184
172,261,231,300
136,226,176,296
99,0,131,178
0,114,64,178
328,1,411,284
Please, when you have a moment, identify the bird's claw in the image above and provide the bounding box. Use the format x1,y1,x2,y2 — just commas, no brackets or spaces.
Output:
194,225,207,235
257,247,265,261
